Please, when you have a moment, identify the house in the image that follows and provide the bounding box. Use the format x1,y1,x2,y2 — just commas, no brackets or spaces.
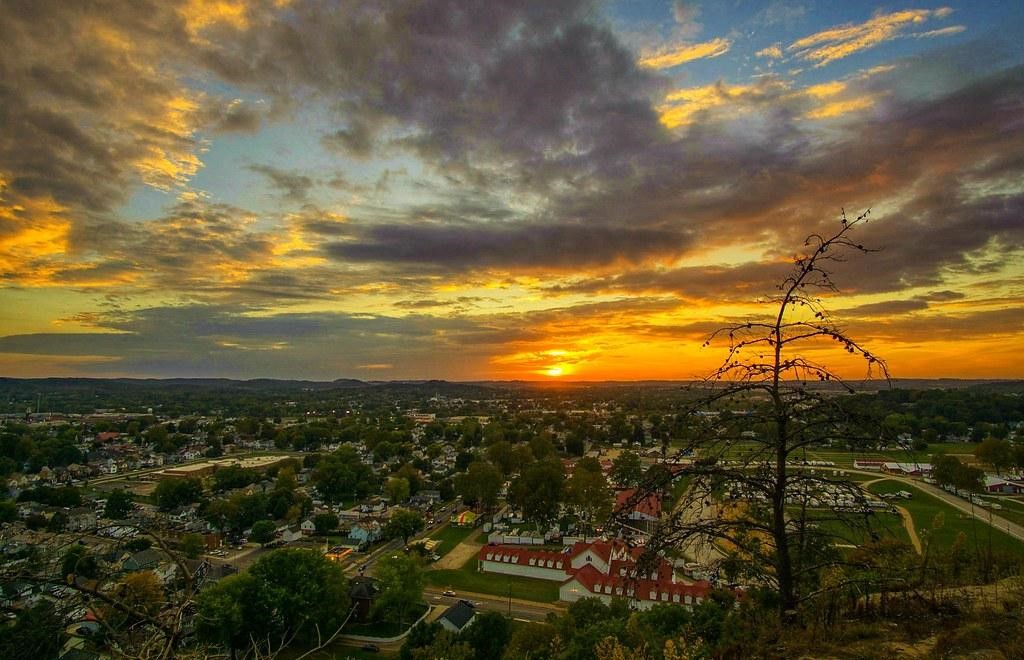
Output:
348,576,378,621
67,507,97,533
281,526,304,543
438,600,476,633
881,462,932,476
300,519,316,535
984,476,1024,495
350,521,383,545
615,489,662,522
123,548,165,572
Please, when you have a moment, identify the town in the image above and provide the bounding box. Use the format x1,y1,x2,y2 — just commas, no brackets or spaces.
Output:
1,378,1022,659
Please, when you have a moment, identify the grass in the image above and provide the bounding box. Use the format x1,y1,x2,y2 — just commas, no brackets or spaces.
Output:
277,644,397,660
342,602,429,638
866,480,1024,556
427,524,479,559
797,508,911,548
425,552,561,603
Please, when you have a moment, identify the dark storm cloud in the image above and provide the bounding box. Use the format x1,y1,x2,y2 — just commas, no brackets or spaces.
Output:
3,0,1023,326
839,300,930,317
325,222,692,270
196,0,667,188
0,303,546,378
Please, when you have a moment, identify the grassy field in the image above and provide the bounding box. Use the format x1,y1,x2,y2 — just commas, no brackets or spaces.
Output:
427,524,479,559
866,480,1024,556
342,602,429,638
425,552,561,603
278,644,397,660
799,508,911,548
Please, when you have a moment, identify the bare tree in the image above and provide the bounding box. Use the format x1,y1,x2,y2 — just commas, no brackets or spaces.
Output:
621,210,895,621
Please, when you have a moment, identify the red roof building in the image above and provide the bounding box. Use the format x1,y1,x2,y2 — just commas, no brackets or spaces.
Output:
615,488,662,521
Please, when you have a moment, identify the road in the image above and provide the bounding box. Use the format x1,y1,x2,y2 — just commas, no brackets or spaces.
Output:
834,467,1024,543
423,587,561,622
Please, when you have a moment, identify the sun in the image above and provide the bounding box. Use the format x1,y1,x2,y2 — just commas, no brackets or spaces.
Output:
545,366,564,377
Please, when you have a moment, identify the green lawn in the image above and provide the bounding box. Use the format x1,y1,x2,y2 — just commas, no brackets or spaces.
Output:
425,552,561,603
866,480,1024,556
798,508,911,548
342,602,429,638
427,524,479,559
277,644,397,660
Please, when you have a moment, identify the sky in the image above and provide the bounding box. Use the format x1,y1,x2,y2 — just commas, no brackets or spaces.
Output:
1,0,1023,382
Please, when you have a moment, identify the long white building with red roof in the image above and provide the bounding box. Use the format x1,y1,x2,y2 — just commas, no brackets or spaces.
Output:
476,539,711,610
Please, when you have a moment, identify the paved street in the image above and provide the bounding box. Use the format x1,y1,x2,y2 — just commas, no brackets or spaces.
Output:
837,468,1024,543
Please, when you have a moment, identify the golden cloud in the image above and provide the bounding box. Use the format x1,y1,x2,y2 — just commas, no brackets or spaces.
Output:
639,37,732,69
755,44,783,59
789,8,957,67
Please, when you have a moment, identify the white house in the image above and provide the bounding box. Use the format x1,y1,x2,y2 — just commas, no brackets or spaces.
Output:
438,600,476,633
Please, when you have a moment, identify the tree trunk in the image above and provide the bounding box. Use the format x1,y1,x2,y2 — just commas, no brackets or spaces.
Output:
774,416,797,620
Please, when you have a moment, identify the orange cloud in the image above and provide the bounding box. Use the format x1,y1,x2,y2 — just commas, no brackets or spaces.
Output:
639,37,732,69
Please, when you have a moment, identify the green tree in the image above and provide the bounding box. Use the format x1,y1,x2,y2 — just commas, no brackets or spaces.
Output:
412,630,472,660
104,488,134,519
154,477,203,511
974,437,1013,475
385,508,425,546
502,621,557,660
0,601,65,659
374,552,424,629
47,510,67,532
486,440,519,477
386,476,411,504
510,458,565,528
314,512,340,534
610,451,643,487
460,610,510,660
0,499,16,523
195,549,351,655
250,519,277,545
401,621,443,660
565,465,613,533
455,460,501,511
181,533,205,559
61,544,98,580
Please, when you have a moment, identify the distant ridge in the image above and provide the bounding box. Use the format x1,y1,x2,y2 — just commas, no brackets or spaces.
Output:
0,377,1020,391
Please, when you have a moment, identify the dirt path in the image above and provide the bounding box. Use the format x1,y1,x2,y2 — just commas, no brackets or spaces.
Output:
434,529,483,570
893,504,923,554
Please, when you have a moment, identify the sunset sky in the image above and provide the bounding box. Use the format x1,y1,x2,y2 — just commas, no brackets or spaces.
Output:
1,1,1023,381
